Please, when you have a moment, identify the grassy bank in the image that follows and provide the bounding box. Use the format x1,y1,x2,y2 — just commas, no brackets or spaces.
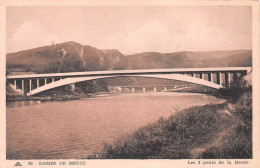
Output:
89,82,252,159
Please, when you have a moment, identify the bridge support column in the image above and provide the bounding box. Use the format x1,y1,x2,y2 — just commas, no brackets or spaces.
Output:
44,78,47,85
21,79,24,95
228,73,231,86
29,79,32,92
143,87,146,92
52,78,55,83
164,86,167,91
14,80,16,89
70,83,75,91
191,73,195,77
154,87,157,92
210,73,213,82
219,73,222,86
132,87,135,93
37,79,39,88
199,73,203,79
237,72,241,77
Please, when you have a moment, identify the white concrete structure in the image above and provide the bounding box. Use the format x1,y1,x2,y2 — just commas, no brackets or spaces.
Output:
6,67,251,96
154,87,157,92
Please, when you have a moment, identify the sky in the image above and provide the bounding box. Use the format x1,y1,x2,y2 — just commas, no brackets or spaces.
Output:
6,6,252,54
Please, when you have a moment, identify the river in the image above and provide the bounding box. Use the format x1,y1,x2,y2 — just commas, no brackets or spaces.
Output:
6,92,223,159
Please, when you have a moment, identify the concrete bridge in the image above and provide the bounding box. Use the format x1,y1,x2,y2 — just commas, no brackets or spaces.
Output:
6,67,251,96
111,85,191,93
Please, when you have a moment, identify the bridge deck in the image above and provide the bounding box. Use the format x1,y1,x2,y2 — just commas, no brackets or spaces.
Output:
7,67,251,79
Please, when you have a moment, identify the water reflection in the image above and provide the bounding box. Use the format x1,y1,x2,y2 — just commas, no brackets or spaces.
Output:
7,100,42,108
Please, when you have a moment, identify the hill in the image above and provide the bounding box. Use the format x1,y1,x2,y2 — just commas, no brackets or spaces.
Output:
7,41,124,74
126,50,251,69
6,41,252,74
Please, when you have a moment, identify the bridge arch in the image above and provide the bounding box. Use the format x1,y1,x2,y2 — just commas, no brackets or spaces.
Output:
27,74,222,96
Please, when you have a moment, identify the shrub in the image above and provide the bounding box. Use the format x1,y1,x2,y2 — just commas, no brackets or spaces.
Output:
215,77,251,103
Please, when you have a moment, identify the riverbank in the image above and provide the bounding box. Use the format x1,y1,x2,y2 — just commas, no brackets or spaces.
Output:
6,95,82,102
89,90,252,159
6,91,113,102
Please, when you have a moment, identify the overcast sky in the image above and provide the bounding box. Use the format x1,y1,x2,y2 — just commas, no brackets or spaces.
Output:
6,6,252,54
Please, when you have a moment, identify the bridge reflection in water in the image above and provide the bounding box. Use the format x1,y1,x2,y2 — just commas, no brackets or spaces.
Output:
6,67,251,96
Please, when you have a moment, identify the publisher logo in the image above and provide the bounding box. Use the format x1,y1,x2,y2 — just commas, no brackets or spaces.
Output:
14,162,22,166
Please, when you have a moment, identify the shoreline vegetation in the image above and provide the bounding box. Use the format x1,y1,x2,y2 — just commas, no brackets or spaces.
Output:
88,78,252,159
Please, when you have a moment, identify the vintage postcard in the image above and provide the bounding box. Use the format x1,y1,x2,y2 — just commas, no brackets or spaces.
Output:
0,0,259,168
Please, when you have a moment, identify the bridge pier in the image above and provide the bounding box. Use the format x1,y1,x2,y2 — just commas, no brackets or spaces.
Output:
14,80,16,89
132,87,135,93
219,73,222,86
200,73,204,80
237,72,241,77
37,79,39,88
70,83,75,91
44,78,47,85
224,73,229,87
143,87,146,92
52,78,55,83
228,73,231,86
154,87,157,92
29,79,32,92
164,86,167,91
210,73,213,82
21,79,24,95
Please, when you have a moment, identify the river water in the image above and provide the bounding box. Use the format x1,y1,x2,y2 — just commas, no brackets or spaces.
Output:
6,92,223,159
